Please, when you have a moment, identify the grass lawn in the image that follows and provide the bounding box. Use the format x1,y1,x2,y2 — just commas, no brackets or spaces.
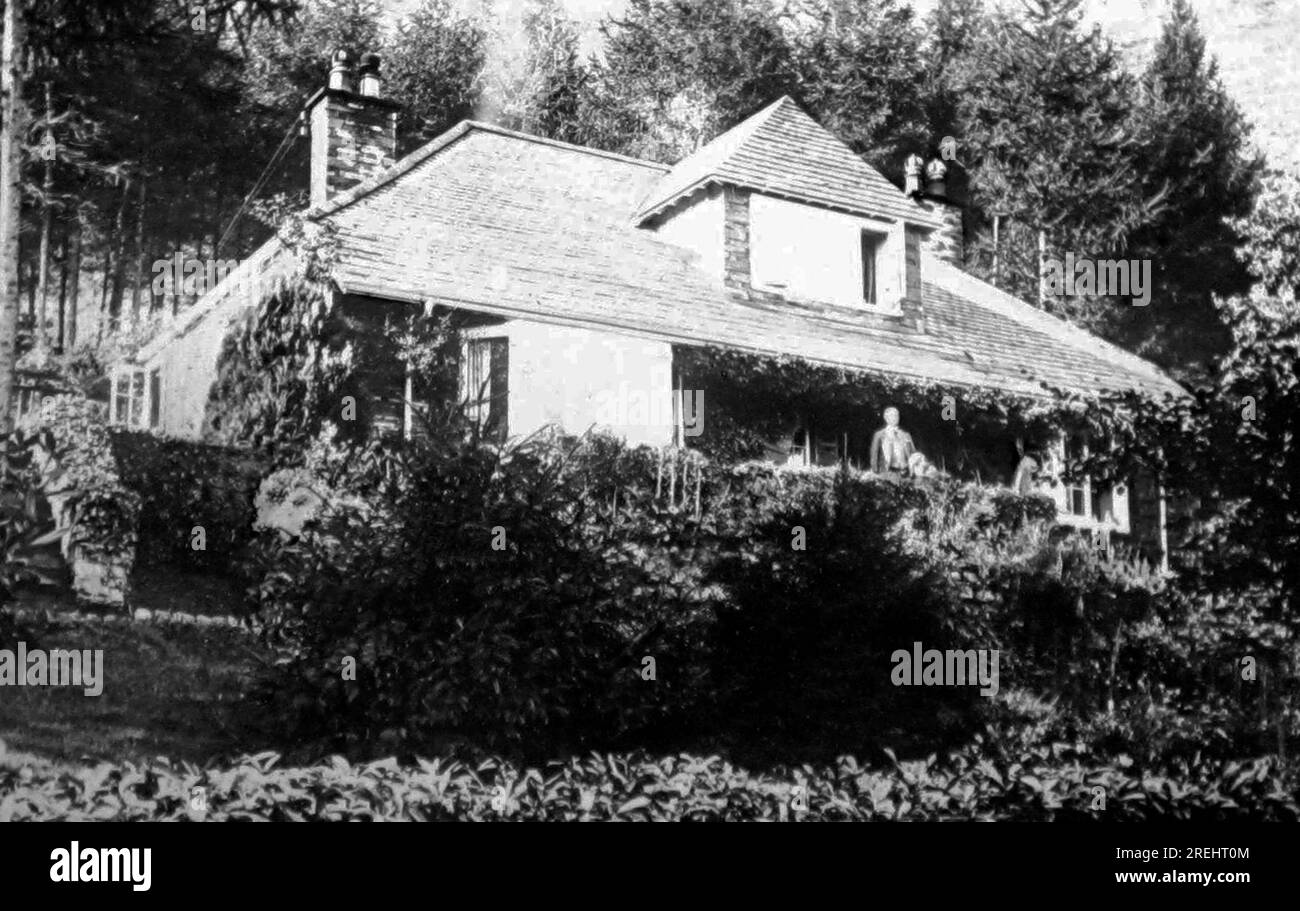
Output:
1,570,280,767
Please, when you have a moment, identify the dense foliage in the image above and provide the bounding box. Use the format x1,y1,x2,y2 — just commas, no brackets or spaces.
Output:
109,430,267,574
3,734,1294,822
1047,175,1300,757
14,395,139,603
251,427,712,757
247,418,1222,764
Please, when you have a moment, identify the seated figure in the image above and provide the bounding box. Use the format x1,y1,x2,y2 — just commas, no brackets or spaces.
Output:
908,451,942,479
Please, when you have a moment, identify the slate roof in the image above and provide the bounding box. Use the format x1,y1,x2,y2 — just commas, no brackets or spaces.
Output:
634,96,942,229
314,119,1182,400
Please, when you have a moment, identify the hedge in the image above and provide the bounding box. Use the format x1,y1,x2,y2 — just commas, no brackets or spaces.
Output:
109,430,267,573
2,741,1294,821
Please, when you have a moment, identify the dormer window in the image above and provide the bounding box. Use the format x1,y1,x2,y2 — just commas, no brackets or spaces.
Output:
748,193,902,312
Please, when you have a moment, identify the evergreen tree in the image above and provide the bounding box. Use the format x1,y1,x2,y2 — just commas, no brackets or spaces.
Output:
954,0,1162,328
477,0,590,144
593,0,799,161
385,0,486,154
1117,0,1263,379
795,0,929,176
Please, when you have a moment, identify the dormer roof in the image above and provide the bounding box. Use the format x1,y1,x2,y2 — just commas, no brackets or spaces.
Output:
634,96,941,228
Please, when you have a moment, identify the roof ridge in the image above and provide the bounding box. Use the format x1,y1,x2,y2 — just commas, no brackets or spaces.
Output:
632,98,790,218
461,120,669,170
633,94,937,227
313,120,668,221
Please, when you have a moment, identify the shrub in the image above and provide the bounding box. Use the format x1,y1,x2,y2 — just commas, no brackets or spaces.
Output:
3,735,1294,821
16,396,139,606
109,430,267,574
250,427,1074,758
251,426,713,757
707,467,969,757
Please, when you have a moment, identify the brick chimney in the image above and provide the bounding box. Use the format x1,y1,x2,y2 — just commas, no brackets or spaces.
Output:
915,156,964,267
306,50,400,209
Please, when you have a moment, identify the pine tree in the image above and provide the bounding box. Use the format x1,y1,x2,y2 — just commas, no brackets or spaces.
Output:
1116,0,1263,379
593,0,799,161
954,0,1161,327
476,0,590,144
795,0,929,176
385,0,486,154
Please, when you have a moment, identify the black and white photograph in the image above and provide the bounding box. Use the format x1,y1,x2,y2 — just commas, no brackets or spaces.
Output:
0,0,1294,891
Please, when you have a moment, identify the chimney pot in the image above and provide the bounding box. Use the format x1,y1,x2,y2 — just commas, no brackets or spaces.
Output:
358,52,382,97
328,49,354,92
924,157,949,199
903,153,924,197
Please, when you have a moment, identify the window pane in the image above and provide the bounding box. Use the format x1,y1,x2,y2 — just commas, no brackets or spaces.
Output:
862,231,884,305
114,373,130,424
149,370,161,428
486,337,508,441
461,339,490,427
130,371,145,426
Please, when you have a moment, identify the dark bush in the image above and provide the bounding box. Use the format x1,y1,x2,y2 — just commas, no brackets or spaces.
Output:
110,431,267,574
250,425,1077,759
251,427,714,758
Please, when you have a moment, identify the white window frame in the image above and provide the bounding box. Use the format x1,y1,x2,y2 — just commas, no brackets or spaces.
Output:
457,334,509,440
110,366,152,429
1043,435,1130,534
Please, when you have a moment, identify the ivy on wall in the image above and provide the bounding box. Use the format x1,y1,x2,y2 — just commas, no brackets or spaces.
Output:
674,346,1087,477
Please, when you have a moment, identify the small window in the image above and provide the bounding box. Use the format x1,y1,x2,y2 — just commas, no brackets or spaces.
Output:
460,337,508,442
861,230,886,306
148,369,161,428
129,370,146,428
113,372,131,425
1061,436,1101,521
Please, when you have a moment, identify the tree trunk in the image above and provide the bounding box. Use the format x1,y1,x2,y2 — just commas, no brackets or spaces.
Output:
0,0,26,433
64,212,79,349
129,179,145,327
56,224,65,350
96,212,116,347
34,79,51,349
108,179,130,332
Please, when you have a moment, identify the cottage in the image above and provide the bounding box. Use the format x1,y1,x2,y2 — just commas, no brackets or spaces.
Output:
109,51,1185,559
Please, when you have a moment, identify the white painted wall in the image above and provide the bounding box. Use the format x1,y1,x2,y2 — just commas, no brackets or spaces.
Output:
651,187,725,284
126,245,294,440
749,193,903,312
126,240,675,448
463,319,675,446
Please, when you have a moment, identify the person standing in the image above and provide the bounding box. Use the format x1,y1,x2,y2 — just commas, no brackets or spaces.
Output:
870,407,915,478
